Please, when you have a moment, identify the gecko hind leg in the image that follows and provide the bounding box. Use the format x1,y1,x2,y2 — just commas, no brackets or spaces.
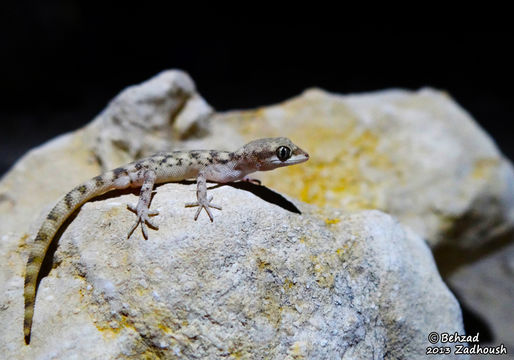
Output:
127,170,159,239
185,172,222,222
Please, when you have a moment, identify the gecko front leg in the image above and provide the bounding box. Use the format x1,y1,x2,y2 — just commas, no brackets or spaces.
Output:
185,171,222,222
127,170,159,239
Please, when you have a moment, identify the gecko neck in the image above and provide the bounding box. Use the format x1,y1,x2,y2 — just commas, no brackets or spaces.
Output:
232,151,273,173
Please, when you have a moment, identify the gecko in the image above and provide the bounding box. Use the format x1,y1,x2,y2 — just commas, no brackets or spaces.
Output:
23,137,309,344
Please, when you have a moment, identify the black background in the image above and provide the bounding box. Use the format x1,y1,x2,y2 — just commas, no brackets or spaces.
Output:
1,5,513,177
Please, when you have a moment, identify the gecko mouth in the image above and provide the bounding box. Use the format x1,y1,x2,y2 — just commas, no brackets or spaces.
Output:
271,153,310,165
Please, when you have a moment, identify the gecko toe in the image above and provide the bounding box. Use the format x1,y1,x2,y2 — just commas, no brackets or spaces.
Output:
141,222,149,239
209,203,222,210
187,200,221,221
127,205,159,239
204,206,214,222
127,219,140,238
144,216,159,229
194,206,202,220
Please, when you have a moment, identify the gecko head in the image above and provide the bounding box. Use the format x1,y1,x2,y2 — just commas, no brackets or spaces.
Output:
235,137,309,171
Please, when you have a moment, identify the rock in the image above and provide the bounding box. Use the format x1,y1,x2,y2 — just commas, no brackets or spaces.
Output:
5,70,511,358
4,71,511,251
0,185,465,359
446,242,514,359
207,87,514,353
211,88,514,249
0,70,215,237
88,70,214,170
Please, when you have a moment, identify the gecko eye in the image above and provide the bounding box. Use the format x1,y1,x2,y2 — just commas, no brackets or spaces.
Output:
276,146,292,161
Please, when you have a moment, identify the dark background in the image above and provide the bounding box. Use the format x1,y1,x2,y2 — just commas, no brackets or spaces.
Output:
1,5,513,177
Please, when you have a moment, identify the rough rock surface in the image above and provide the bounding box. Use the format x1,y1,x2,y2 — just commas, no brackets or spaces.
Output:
212,88,514,249
3,70,511,251
3,69,511,358
447,243,514,359
0,70,217,238
88,70,214,170
1,185,464,359
207,87,514,354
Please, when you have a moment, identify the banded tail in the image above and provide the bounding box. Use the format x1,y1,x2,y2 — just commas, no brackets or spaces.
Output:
24,173,115,344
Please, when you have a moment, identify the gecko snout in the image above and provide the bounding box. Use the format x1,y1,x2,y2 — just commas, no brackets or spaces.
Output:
299,149,309,159
294,149,309,164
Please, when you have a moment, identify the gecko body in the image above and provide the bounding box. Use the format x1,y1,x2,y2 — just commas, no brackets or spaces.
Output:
23,137,309,344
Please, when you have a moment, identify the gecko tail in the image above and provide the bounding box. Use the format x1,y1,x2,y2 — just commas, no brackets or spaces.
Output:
24,320,32,344
23,174,115,344
24,228,51,345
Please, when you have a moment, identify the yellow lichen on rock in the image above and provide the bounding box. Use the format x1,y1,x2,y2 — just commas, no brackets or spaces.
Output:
471,158,499,180
217,90,395,211
324,218,340,225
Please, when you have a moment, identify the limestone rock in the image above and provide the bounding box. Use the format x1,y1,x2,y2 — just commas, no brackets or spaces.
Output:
0,70,215,237
447,242,514,358
4,70,511,251
88,70,214,170
210,88,514,350
0,185,465,359
211,88,514,249
3,70,510,358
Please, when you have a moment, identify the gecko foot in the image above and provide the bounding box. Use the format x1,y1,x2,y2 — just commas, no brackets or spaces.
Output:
185,196,222,222
127,203,159,239
242,176,262,185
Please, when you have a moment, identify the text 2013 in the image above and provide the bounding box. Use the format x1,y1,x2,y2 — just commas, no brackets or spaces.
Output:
426,346,451,355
